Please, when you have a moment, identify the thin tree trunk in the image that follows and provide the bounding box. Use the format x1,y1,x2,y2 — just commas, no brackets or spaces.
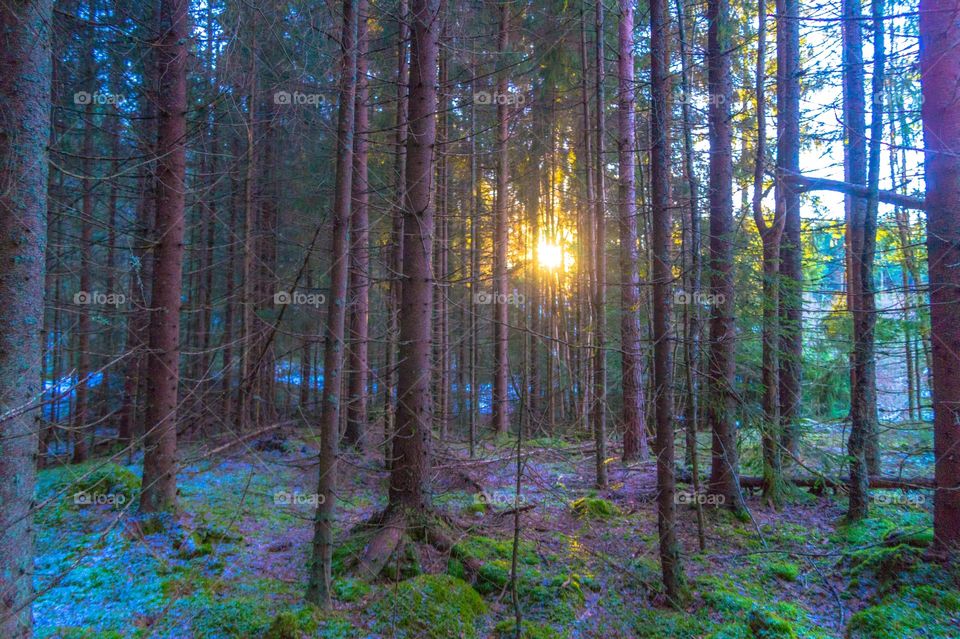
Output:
491,0,511,436
617,0,646,463
591,0,608,488
306,0,359,608
776,0,803,462
345,0,370,449
649,0,683,603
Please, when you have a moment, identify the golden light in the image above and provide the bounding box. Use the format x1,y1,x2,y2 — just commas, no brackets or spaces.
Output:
537,238,564,270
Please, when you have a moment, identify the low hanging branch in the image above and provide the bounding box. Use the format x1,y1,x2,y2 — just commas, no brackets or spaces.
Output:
782,172,926,210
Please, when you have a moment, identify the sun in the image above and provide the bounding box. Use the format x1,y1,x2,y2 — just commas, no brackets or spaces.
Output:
537,239,564,270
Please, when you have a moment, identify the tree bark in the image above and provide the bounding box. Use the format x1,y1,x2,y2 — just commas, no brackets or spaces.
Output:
306,0,358,608
139,0,189,514
649,0,683,604
0,1,52,634
776,0,803,463
919,0,960,553
388,0,440,510
345,0,370,450
491,0,511,436
842,0,872,521
617,0,646,463
706,0,744,512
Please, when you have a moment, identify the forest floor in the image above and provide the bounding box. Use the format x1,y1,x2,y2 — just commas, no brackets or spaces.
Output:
34,427,959,639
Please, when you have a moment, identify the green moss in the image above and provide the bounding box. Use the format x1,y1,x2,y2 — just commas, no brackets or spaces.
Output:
767,561,800,582
747,609,798,639
190,596,276,638
61,463,140,508
332,532,370,576
846,585,960,639
45,629,124,639
264,608,360,639
569,497,621,520
332,577,371,602
371,574,487,639
494,619,566,638
631,609,714,639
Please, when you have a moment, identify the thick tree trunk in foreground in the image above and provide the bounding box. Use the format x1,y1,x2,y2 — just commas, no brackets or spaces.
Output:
307,0,358,608
706,0,744,512
139,0,189,514
491,0,511,436
920,0,960,553
649,0,683,604
617,0,646,463
0,2,52,635
388,0,439,511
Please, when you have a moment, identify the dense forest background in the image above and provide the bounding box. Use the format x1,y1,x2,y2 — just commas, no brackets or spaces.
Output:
1,0,959,636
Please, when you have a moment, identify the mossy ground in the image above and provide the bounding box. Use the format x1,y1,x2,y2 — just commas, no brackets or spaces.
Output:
33,431,957,638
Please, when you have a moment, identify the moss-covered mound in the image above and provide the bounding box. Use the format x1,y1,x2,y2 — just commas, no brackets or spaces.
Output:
569,497,621,520
371,574,487,639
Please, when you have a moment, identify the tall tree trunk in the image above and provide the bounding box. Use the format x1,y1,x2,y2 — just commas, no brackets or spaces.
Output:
617,0,646,463
753,0,786,508
345,0,370,450
776,0,803,462
139,0,189,514
649,0,683,603
842,0,871,520
919,0,960,553
0,0,52,634
388,0,440,509
491,0,511,436
591,0,608,487
306,0,358,608
706,0,744,512
384,0,409,461
73,1,96,463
